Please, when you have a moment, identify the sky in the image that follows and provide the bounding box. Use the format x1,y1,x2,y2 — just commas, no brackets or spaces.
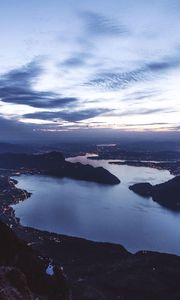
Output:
0,0,180,141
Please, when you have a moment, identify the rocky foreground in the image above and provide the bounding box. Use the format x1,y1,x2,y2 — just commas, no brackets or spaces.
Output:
0,220,69,300
4,223,180,300
129,176,180,210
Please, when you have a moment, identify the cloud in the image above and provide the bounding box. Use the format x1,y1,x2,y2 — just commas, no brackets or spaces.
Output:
23,108,111,122
81,11,129,36
60,50,93,70
123,89,161,102
1,61,40,88
0,61,79,108
23,106,166,123
61,57,86,67
87,69,145,90
86,54,180,91
146,56,180,72
108,107,167,117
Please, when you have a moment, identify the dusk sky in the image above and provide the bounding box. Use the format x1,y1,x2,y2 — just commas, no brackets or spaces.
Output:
0,0,180,140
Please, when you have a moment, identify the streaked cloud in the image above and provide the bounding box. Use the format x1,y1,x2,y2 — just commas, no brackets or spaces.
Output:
0,0,179,139
23,108,111,122
86,54,180,91
80,11,129,36
0,62,79,108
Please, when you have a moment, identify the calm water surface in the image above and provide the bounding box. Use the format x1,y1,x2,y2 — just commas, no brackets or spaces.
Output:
12,155,180,255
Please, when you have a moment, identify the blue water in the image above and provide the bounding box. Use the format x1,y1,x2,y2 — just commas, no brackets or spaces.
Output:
12,155,180,255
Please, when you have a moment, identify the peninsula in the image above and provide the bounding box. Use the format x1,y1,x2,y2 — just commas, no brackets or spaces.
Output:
129,176,180,211
0,152,120,185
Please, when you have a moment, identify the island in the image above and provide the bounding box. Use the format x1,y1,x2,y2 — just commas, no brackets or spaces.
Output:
0,152,120,185
129,176,180,211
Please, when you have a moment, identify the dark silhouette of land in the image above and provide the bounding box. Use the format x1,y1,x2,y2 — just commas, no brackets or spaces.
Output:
129,176,180,210
0,152,120,185
0,220,69,300
1,148,180,299
1,218,180,300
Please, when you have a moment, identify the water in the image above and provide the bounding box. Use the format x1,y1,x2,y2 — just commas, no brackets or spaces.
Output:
12,155,180,255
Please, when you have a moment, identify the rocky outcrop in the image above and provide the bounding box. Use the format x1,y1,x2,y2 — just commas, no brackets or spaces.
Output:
0,220,69,299
0,267,35,300
129,176,180,210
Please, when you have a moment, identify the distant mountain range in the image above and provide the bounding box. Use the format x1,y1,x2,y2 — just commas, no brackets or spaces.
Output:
0,142,34,153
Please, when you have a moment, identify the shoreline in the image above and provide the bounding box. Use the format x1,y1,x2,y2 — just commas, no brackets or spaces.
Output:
0,156,176,245
0,172,178,256
0,176,31,228
1,174,180,298
109,160,180,176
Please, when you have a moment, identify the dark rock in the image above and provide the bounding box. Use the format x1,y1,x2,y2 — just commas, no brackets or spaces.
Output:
0,266,34,300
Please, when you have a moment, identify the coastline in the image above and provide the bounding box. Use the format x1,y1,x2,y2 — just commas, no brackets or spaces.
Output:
1,174,180,298
109,160,180,176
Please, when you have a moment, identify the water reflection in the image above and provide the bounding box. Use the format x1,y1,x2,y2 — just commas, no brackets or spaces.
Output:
12,156,180,255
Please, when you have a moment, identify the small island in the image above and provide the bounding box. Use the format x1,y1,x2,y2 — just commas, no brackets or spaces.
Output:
129,176,180,211
0,152,120,185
